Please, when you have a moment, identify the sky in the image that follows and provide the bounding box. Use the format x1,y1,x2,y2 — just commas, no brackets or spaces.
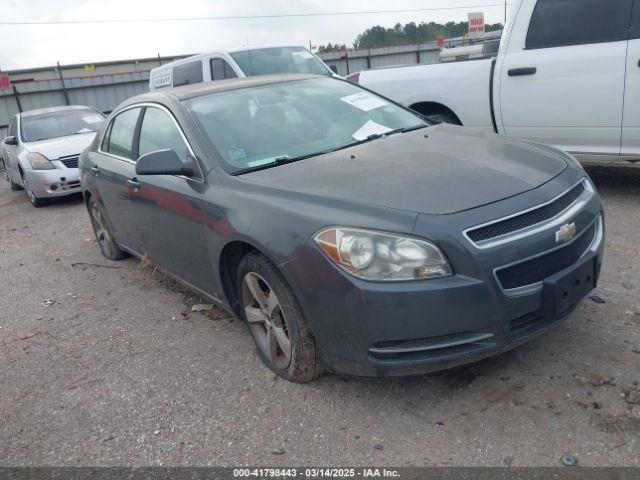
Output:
0,0,508,71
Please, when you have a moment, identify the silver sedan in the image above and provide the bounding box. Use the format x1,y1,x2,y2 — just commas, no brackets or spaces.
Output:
1,105,104,207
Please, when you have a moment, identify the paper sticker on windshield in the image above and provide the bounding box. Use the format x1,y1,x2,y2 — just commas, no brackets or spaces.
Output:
352,120,392,141
341,92,388,112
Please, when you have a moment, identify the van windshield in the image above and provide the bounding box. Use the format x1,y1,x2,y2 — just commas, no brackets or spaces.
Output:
231,47,332,77
185,77,427,174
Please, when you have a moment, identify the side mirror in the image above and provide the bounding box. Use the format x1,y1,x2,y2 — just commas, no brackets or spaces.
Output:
135,149,195,177
4,136,18,146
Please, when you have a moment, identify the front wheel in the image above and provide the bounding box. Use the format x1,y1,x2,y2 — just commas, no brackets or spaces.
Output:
23,176,47,207
237,253,323,383
88,197,128,260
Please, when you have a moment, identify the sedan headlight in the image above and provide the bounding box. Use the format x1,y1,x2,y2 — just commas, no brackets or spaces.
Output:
314,227,452,281
26,152,55,170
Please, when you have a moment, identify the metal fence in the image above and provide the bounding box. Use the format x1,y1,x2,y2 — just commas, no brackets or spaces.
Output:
317,36,481,76
0,71,150,138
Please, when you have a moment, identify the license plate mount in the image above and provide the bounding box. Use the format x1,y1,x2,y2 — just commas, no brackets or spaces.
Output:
543,253,597,318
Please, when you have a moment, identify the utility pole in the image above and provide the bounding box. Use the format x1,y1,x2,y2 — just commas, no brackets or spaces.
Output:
504,0,507,24
56,61,70,106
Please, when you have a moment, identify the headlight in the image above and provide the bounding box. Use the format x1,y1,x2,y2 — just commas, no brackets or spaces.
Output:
314,227,452,281
27,152,55,170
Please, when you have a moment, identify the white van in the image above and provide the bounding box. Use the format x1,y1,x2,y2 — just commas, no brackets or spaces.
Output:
149,46,335,90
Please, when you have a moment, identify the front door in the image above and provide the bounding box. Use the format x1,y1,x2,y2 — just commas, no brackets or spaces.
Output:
498,0,632,156
2,116,20,184
128,105,214,293
91,107,144,253
622,0,640,157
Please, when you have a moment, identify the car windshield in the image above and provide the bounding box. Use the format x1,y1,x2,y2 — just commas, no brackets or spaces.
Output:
21,109,104,142
230,47,332,77
185,77,427,173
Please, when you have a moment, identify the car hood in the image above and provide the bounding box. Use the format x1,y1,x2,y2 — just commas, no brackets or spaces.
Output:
240,125,568,215
23,132,97,160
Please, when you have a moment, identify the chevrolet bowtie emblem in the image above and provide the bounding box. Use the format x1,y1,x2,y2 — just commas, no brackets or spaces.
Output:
555,223,577,243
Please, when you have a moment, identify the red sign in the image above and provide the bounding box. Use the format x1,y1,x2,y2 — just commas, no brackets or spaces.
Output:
468,12,485,38
437,36,445,47
0,74,10,89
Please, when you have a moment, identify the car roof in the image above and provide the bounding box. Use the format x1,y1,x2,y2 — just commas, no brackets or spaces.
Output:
150,45,307,72
20,105,95,118
126,74,324,106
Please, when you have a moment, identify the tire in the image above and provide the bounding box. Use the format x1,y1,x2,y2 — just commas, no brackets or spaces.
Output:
426,112,462,125
88,197,128,260
237,252,323,383
23,175,47,207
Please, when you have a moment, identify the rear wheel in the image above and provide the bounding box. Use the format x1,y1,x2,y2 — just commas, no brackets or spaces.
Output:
237,252,323,383
88,197,128,260
23,176,47,207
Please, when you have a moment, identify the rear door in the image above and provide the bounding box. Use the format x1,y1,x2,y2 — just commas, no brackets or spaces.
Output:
622,0,640,157
128,105,213,293
498,0,632,156
92,107,143,252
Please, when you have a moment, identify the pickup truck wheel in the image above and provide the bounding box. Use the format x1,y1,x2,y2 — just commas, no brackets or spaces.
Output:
88,198,128,260
427,112,462,125
238,252,323,383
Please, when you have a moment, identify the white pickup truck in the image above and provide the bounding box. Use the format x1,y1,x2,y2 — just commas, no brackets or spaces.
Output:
355,0,640,164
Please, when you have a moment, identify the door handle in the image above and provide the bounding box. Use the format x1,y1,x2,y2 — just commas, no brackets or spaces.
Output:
508,67,537,77
127,178,141,192
91,165,100,175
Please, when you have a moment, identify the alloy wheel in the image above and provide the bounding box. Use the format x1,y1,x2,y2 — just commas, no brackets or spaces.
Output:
24,177,36,203
241,272,292,370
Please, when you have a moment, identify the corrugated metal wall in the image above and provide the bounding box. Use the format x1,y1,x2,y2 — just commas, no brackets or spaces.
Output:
318,40,454,76
0,71,150,138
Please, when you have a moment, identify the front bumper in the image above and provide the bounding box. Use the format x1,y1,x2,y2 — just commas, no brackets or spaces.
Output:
23,167,81,198
285,175,604,377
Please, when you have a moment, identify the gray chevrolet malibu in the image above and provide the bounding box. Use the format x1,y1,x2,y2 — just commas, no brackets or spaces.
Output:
80,74,604,382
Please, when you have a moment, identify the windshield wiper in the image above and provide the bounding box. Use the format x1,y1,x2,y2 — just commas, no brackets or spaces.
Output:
382,124,429,137
234,125,428,175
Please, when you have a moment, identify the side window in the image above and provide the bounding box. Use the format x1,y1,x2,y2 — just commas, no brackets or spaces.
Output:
173,61,203,87
105,108,141,160
632,0,640,39
210,59,238,80
526,0,633,49
138,107,189,162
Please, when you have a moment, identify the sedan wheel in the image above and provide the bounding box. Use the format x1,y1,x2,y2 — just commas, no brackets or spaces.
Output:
242,272,292,370
89,198,128,260
237,252,323,382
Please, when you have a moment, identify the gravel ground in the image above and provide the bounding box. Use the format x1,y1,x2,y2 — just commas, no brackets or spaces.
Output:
0,165,639,467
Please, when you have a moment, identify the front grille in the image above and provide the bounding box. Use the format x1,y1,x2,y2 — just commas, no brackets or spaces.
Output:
467,182,585,243
60,155,79,169
496,222,596,290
